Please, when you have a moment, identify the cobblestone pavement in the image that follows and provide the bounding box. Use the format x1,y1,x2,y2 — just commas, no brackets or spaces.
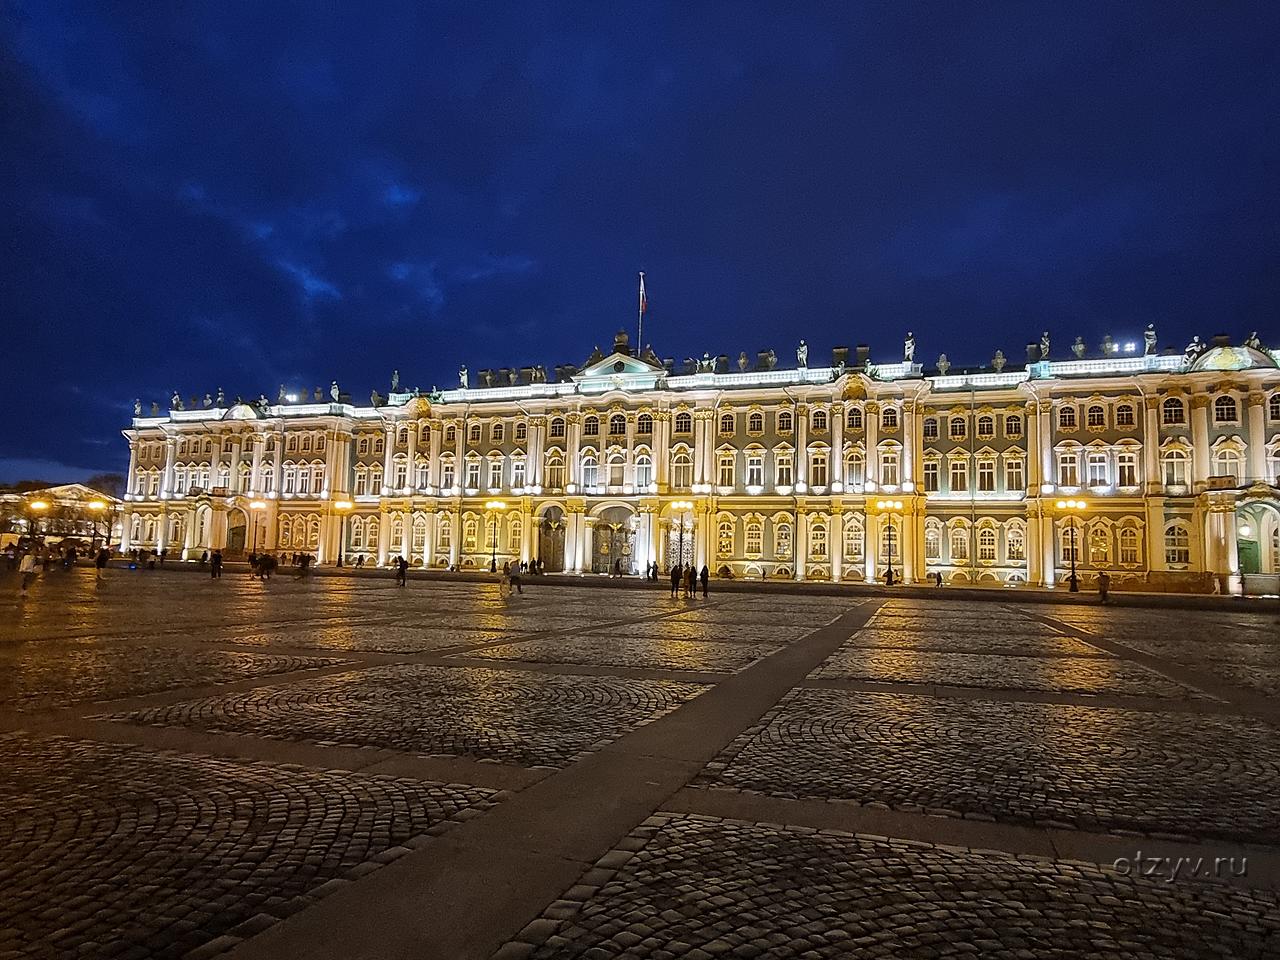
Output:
0,735,500,960
2,571,1279,959
0,643,347,711
694,686,1280,841
505,814,1280,959
105,664,708,767
810,648,1202,697
456,635,781,673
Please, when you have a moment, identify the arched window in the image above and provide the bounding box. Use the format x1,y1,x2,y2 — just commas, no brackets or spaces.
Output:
508,515,522,553
277,517,291,548
412,516,427,551
435,516,449,550
1060,525,1079,564
672,451,693,489
949,416,967,440
1214,395,1238,423
881,407,899,429
468,423,481,444
976,415,995,439
950,527,969,561
674,411,693,434
1116,404,1136,427
1088,526,1110,564
844,450,865,487
545,453,565,489
1086,405,1106,428
843,517,864,561
635,453,653,488
923,417,938,440
491,421,505,444
581,453,599,489
370,464,383,491
1162,449,1188,487
549,417,566,439
1006,523,1025,562
514,421,527,442
748,412,764,433
365,517,379,550
307,516,320,549
924,523,941,560
1162,398,1185,425
1270,393,1280,422
582,416,599,438
350,517,366,550
1164,522,1190,566
719,413,735,434
776,410,793,433
609,414,626,436
880,521,899,562
1059,406,1077,429
846,407,863,430
463,518,479,551
607,451,625,486
636,413,653,435
1213,448,1242,482
397,426,409,446
1119,527,1140,564
390,516,404,548
745,519,764,556
717,518,734,557
774,520,793,560
809,521,827,559
1005,414,1023,437
811,409,828,431
977,527,997,562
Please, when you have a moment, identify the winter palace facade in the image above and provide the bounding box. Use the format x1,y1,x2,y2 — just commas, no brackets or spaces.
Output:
120,331,1280,594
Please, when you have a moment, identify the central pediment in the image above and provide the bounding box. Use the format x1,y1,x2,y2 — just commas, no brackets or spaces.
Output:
575,352,664,380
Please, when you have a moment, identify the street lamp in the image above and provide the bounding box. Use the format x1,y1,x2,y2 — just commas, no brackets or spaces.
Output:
1056,499,1087,592
27,500,50,544
671,500,693,570
875,499,904,584
333,500,352,567
86,500,107,551
485,500,506,572
249,500,267,553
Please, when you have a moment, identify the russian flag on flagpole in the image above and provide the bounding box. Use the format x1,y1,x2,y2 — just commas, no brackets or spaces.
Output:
637,272,647,351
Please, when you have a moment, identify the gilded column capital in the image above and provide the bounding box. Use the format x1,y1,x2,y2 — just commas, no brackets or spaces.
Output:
1190,395,1211,410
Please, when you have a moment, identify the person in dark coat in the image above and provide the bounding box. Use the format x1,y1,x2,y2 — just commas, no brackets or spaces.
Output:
699,565,709,598
670,563,682,598
210,550,223,579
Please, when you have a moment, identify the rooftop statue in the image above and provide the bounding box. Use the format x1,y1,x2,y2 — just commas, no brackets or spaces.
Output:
330,381,340,402
1245,331,1262,350
1072,336,1086,358
459,365,469,388
738,351,749,372
508,369,518,385
1040,331,1051,360
391,369,400,391
171,391,183,410
216,387,225,406
797,340,808,368
766,349,777,370
1184,336,1205,362
1102,334,1116,355
937,354,950,374
313,387,322,402
992,350,1006,372
150,402,159,416
203,393,213,408
904,332,915,362
482,370,493,387
371,389,381,407
133,398,142,416
1144,323,1158,355
278,384,287,403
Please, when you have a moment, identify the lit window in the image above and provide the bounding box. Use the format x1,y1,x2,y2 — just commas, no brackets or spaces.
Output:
949,459,968,492
978,528,997,562
950,528,969,561
549,418,566,439
1117,452,1138,487
719,413,735,435
1120,528,1140,564
811,410,828,432
674,412,693,434
776,410,793,433
1059,406,1077,429
583,416,599,437
1005,458,1024,493
1116,404,1136,427
610,414,626,436
1007,525,1025,561
774,452,793,487
923,461,940,492
810,521,828,559
746,454,764,487
976,416,994,439
1087,406,1106,428
637,414,653,435
1058,452,1079,487
846,407,863,430
748,412,764,433
1162,398,1185,425
745,520,763,556
810,451,829,487
1005,415,1023,438
491,422,505,443
1162,450,1188,487
950,417,967,441
1087,452,1108,486
977,459,996,492
1214,395,1238,423
922,417,938,440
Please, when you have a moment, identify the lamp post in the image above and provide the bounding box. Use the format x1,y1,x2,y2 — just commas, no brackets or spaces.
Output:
671,500,693,570
27,500,49,545
249,500,267,553
875,499,904,584
485,500,506,572
333,500,352,567
86,500,107,551
1056,499,1087,592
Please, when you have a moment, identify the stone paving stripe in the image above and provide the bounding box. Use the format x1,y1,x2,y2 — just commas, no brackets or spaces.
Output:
433,656,730,684
223,601,882,960
1023,607,1280,722
668,786,1280,892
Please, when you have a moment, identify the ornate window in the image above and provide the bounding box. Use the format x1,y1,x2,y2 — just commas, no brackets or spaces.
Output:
370,464,384,491
809,451,829,487
1087,451,1108,487
350,517,366,550
1060,526,1079,564
810,521,828,559
487,459,503,491
881,407,899,430
583,416,600,437
717,518,734,557
608,452,625,486
436,517,450,551
1116,404,1136,427
549,417,566,439
1086,405,1106,428
465,459,481,489
1088,526,1110,565
843,517,864,561
774,451,794,487
977,527,997,562
511,458,527,489
719,413,735,435
977,458,996,492
1119,527,1140,564
1006,523,1026,561
1270,394,1280,421
1213,395,1238,423
637,413,653,435
1116,451,1138,487
1213,448,1242,482
635,453,653,488
1162,398,1185,425
745,519,764,557
1005,414,1023,438
976,416,995,439
509,516,522,553
468,423,481,444
923,460,940,492
880,450,899,486
463,518,479,551
491,422,505,444
879,521,899,563
1059,406,1077,429
846,407,863,430
949,416,967,441
922,417,938,440
609,414,626,436
746,452,764,487
949,459,969,492
412,516,428,552
950,527,969,561
1058,450,1080,487
924,522,941,560
844,450,865,487
1162,449,1188,487
674,411,693,434
1005,457,1024,493
358,437,369,455
811,410,828,432
776,410,793,433
747,412,764,434
775,520,793,560
672,451,694,489
581,453,599,489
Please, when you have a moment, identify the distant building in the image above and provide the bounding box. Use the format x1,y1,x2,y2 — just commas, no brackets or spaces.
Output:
119,330,1280,593
0,483,122,547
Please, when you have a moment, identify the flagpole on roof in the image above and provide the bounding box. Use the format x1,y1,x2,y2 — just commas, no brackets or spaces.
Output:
637,272,646,355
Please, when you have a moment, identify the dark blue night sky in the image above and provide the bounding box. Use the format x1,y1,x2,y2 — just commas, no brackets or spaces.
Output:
2,2,1277,480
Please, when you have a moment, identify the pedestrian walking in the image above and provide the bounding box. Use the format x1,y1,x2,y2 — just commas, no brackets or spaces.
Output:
199,550,208,567
395,556,408,587
94,547,110,581
1097,570,1111,604
210,550,223,579
699,565,709,598
670,563,682,598
18,550,37,598
684,565,695,599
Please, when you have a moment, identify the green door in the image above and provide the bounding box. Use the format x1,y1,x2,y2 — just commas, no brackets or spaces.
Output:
1238,539,1261,575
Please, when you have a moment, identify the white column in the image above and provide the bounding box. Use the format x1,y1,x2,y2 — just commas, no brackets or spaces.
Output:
655,413,671,487
449,511,460,568
796,405,809,487
1038,401,1054,489
429,419,443,491
377,510,391,565
400,510,411,561
382,422,397,494
1142,397,1161,490
568,417,582,486
272,433,284,497
1191,396,1210,488
831,404,845,490
229,437,244,493
405,426,418,494
158,439,175,498
795,512,808,580
423,512,435,567
863,512,877,582
564,510,580,571
250,437,265,494
831,510,843,581
863,403,878,489
1247,393,1267,483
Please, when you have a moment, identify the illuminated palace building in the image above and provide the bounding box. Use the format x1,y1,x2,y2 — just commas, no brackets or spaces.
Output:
121,330,1280,594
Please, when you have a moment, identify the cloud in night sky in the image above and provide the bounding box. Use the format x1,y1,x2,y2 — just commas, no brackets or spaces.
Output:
0,1,1277,479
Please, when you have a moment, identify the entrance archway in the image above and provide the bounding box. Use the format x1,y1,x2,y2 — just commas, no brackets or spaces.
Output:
1236,497,1280,595
539,506,566,572
591,505,637,575
226,509,248,556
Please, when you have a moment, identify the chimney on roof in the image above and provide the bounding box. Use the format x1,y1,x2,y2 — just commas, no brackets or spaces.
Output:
1026,342,1039,363
1211,334,1231,347
613,329,632,356
831,346,849,368
855,344,870,367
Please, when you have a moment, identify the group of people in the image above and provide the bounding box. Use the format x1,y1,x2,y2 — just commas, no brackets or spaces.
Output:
4,542,113,596
670,563,710,599
498,561,524,595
